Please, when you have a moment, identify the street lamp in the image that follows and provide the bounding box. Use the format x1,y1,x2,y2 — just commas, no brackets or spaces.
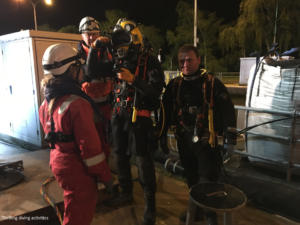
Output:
194,0,197,47
28,0,52,30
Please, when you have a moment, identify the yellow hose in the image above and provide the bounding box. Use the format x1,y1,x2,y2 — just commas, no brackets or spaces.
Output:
132,107,137,123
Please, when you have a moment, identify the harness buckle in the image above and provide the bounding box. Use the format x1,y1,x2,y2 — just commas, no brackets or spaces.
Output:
120,100,127,108
189,106,198,115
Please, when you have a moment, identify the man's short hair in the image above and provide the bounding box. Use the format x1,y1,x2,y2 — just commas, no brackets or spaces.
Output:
178,44,199,58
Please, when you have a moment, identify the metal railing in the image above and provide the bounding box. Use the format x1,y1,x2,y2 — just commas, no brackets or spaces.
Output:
213,72,239,80
235,105,300,181
163,105,300,181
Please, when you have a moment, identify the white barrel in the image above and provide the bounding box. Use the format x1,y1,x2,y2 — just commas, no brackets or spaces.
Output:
245,59,300,174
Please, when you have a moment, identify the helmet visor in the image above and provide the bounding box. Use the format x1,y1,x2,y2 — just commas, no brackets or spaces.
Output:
111,30,131,47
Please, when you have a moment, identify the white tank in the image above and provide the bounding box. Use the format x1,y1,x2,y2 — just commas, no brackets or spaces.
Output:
245,57,300,175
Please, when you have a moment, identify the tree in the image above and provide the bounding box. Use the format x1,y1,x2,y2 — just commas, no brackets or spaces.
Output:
98,10,128,35
58,25,79,34
165,1,226,71
138,25,164,56
37,24,56,32
219,0,300,56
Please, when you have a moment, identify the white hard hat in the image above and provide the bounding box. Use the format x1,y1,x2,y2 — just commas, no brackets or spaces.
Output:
42,44,81,76
79,16,100,33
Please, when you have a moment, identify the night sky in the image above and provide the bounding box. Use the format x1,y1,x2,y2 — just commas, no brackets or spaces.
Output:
0,0,241,36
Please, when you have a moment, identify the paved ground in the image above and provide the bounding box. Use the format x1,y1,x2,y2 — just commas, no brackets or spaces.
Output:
90,162,299,225
0,141,299,225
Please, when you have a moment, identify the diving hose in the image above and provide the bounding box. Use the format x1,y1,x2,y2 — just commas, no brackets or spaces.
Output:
40,177,63,225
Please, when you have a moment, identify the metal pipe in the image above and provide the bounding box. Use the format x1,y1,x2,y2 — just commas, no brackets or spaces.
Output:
287,117,296,181
234,105,300,117
154,151,184,175
234,150,300,169
236,129,290,141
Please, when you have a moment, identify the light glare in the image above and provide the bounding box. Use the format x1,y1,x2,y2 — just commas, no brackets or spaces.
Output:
45,0,51,5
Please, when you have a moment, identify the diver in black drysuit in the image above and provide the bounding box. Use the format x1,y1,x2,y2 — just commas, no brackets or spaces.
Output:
86,18,164,225
159,51,236,224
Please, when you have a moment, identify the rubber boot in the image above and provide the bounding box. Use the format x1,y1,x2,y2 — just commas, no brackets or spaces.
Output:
135,156,157,225
142,198,156,225
205,212,218,225
104,192,134,207
105,153,134,207
178,207,204,222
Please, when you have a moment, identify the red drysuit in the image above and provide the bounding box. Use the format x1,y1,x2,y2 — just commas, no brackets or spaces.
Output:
39,94,111,225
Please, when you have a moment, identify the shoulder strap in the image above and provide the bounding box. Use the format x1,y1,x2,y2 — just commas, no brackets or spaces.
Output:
172,76,183,109
134,53,150,80
172,76,182,98
203,73,215,107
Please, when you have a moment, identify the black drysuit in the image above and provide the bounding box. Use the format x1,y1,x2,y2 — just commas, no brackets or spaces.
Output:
87,49,164,206
160,69,236,188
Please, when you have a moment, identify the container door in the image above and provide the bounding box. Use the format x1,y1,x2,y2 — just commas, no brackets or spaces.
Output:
0,44,12,135
2,40,40,144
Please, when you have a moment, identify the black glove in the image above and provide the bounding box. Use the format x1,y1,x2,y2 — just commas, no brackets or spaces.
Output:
160,136,170,155
92,37,112,49
103,178,114,195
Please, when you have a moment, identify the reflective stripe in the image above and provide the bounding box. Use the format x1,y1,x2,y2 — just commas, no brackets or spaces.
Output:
93,96,107,102
58,95,88,114
41,100,46,106
83,152,105,167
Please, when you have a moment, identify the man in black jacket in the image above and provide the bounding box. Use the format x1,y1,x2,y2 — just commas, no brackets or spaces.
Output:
159,44,236,225
87,18,164,225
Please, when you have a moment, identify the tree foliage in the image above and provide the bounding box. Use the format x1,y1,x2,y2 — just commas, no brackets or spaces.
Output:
219,0,300,56
165,1,226,71
58,25,79,34
98,10,128,35
37,24,56,32
138,25,164,56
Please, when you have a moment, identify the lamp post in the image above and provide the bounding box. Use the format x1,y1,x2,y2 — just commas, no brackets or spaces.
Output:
29,0,52,30
194,0,197,47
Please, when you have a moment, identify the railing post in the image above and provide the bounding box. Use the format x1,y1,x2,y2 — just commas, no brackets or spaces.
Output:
287,117,296,181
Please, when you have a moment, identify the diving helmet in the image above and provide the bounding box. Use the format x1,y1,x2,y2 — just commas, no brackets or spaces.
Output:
110,18,144,59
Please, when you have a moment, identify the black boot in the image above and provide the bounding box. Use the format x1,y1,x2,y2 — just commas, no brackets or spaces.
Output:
104,192,134,207
206,212,218,225
135,156,157,225
105,153,134,207
142,199,156,225
179,207,204,222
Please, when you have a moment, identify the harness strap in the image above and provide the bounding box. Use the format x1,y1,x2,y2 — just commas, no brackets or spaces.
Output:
46,114,75,149
203,77,207,107
50,114,55,149
114,53,151,116
210,75,215,107
172,76,182,111
203,74,215,107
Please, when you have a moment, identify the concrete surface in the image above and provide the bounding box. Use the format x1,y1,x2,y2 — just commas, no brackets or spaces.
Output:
0,145,118,225
0,141,299,225
90,164,300,225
